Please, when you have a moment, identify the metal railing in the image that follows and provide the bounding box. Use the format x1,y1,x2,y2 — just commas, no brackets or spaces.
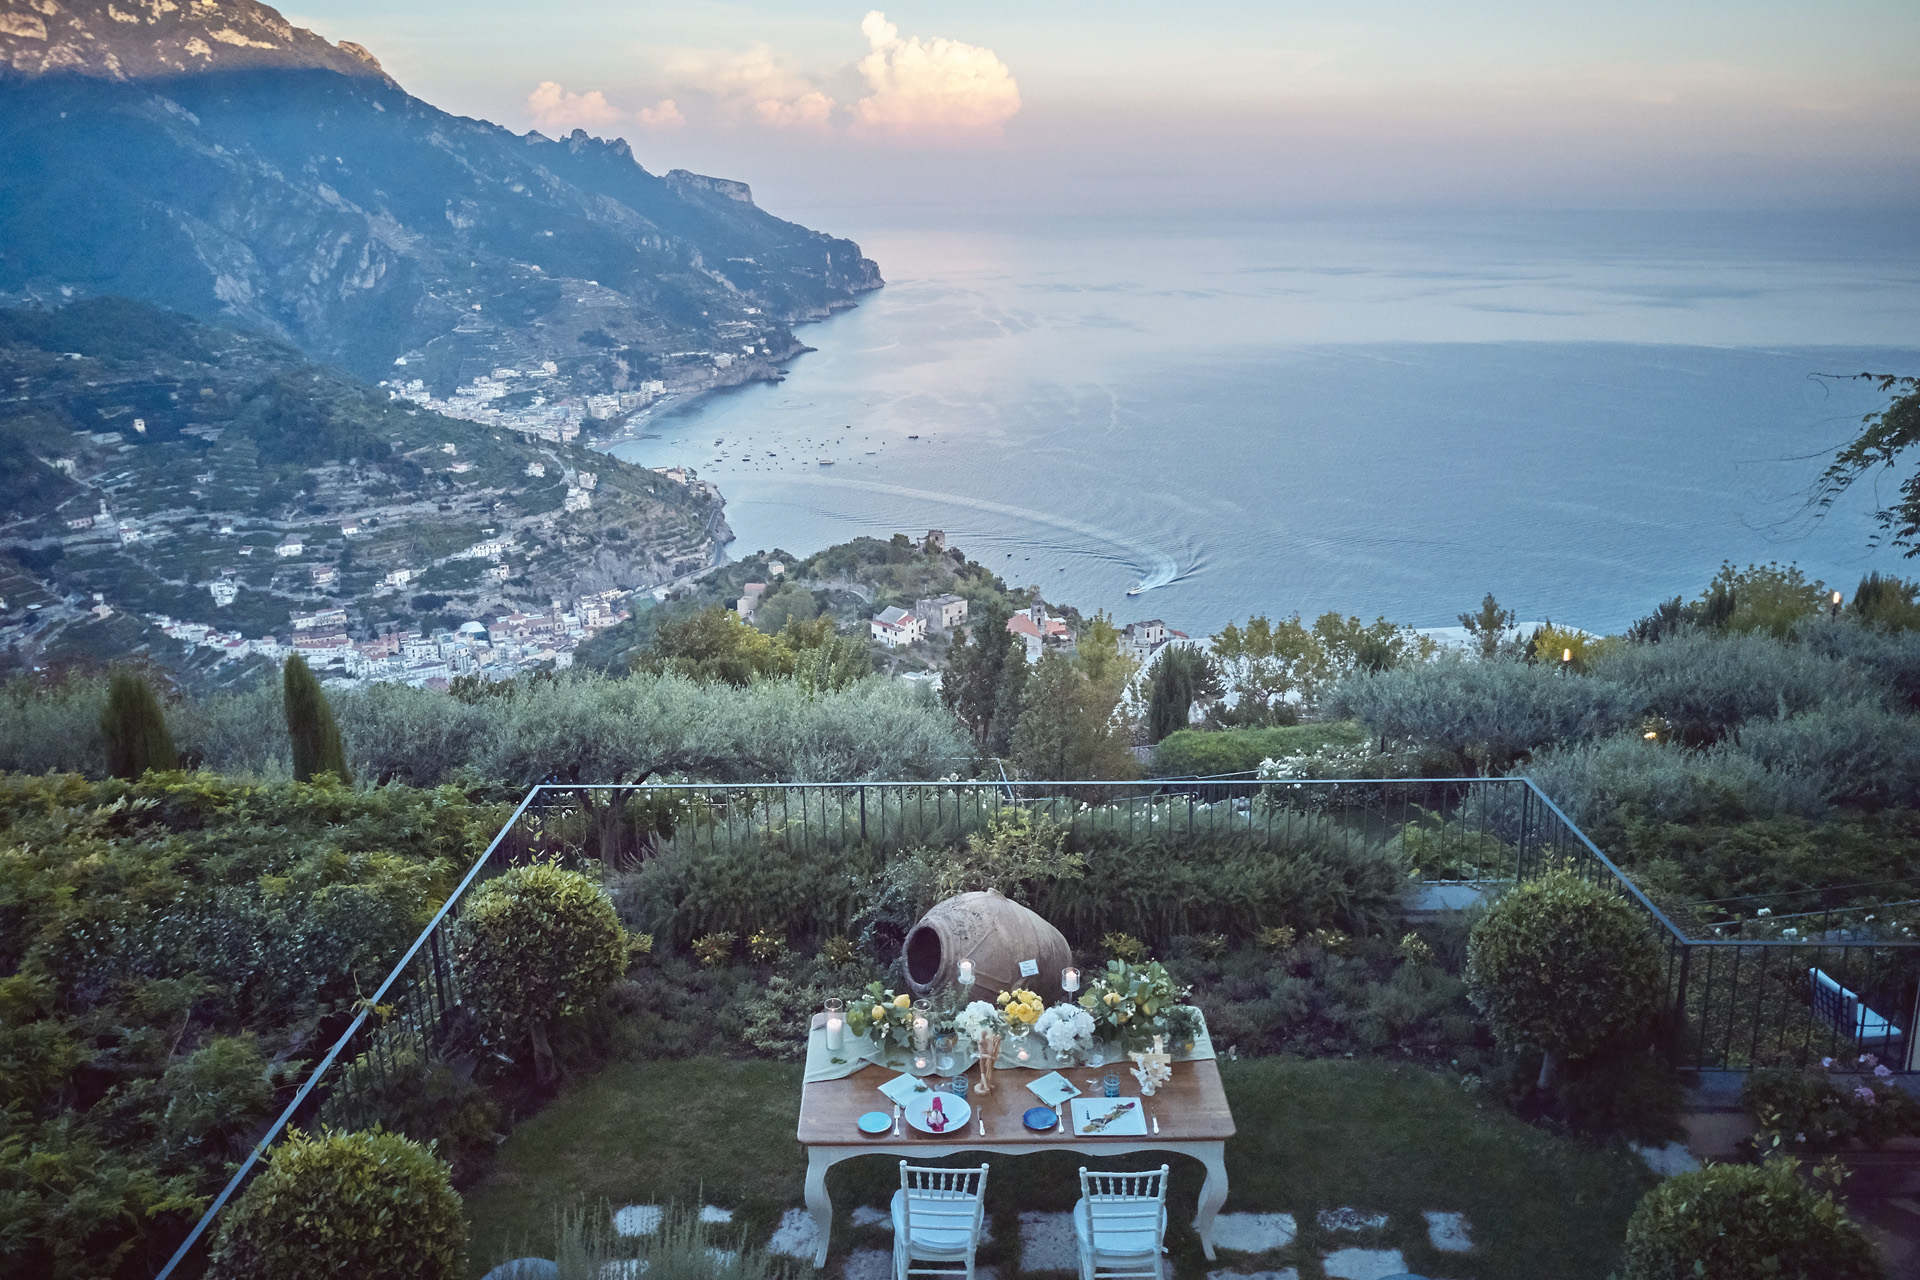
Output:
156,774,1917,1277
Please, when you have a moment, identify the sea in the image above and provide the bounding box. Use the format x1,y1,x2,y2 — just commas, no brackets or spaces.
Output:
609,210,1920,636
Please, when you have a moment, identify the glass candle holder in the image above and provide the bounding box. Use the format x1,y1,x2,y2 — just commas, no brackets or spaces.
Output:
934,1033,958,1075
1009,1026,1033,1066
823,998,845,1052
957,959,975,989
1061,967,1080,995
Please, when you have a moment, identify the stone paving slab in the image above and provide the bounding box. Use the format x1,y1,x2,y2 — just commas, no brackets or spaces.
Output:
1019,1210,1079,1273
851,1206,891,1229
769,1209,822,1259
1322,1248,1409,1280
1423,1210,1472,1253
1317,1208,1389,1234
843,1246,894,1280
701,1205,736,1224
1632,1141,1703,1178
613,1205,663,1237
481,1262,558,1280
1210,1212,1299,1252
1208,1270,1300,1280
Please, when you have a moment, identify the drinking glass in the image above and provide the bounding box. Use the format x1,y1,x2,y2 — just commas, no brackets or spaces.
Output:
1103,1073,1121,1098
934,1033,958,1075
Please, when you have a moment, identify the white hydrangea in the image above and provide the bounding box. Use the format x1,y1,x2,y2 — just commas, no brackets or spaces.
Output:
953,1000,1002,1041
1035,1003,1095,1056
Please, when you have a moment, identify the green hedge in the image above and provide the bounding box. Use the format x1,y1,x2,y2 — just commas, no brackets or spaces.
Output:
1150,721,1369,777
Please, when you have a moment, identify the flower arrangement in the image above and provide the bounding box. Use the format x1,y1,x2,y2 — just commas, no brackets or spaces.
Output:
1035,1003,1097,1058
995,987,1045,1030
844,981,920,1048
1079,958,1198,1051
953,1000,1005,1042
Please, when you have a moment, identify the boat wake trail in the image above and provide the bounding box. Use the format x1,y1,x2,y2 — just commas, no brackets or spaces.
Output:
779,473,1179,593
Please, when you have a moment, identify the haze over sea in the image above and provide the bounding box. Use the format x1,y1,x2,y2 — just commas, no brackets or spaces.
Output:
612,210,1919,635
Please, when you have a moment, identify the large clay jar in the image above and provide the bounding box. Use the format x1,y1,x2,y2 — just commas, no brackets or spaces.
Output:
904,889,1073,1004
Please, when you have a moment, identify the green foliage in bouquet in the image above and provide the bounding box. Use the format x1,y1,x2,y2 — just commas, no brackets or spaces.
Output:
842,981,920,1048
1078,958,1199,1051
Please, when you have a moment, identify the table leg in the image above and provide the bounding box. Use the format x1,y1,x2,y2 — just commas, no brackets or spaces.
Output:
1194,1141,1228,1261
805,1147,836,1268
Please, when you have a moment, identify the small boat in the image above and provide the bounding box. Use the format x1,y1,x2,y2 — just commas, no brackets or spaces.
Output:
818,458,834,466
907,434,920,439
1126,587,1145,597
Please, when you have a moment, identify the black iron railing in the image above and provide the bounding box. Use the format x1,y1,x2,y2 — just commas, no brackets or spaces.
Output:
155,774,1917,1278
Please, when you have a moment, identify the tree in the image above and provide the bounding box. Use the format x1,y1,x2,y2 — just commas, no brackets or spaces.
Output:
283,654,351,783
208,1128,465,1280
1144,645,1223,744
1209,614,1324,721
1464,870,1664,1089
1812,371,1920,555
1458,592,1516,660
1313,612,1434,688
1010,651,1138,781
987,644,1030,758
448,861,628,1082
1619,1157,1882,1280
942,596,1014,746
632,605,788,686
100,667,177,779
1852,570,1920,630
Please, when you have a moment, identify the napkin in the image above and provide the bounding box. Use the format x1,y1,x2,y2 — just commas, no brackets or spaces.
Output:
877,1072,935,1108
1025,1071,1081,1107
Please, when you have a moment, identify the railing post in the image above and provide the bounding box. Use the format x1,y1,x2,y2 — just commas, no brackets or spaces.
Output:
859,786,867,843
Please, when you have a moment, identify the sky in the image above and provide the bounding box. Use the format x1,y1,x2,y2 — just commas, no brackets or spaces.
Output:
285,2,1920,217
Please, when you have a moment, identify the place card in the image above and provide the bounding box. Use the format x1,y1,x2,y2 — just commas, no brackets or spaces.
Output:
1018,958,1039,978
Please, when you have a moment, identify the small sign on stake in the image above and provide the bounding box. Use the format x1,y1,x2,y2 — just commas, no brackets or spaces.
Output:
1018,958,1039,978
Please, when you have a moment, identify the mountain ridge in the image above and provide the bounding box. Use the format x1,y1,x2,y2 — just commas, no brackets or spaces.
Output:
0,0,881,414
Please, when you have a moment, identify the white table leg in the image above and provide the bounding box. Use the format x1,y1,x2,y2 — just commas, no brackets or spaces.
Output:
806,1146,837,1267
1193,1141,1228,1260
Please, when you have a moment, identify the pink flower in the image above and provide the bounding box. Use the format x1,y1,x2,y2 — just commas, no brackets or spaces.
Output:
1875,1064,1893,1079
1855,1085,1878,1105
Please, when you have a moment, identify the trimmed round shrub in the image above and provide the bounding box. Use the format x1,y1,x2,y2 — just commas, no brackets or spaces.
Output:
450,861,627,1076
208,1128,464,1280
1465,869,1664,1087
1620,1157,1883,1280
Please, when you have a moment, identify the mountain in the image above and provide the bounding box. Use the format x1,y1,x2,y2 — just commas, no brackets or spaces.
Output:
0,297,730,681
0,0,881,409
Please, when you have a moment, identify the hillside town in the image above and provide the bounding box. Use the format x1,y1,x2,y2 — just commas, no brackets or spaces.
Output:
383,363,670,443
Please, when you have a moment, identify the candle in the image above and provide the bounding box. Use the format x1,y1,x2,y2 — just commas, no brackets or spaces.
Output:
914,1055,929,1072
957,959,975,987
913,1015,929,1050
1061,966,1080,994
826,1016,844,1051
1015,1043,1030,1064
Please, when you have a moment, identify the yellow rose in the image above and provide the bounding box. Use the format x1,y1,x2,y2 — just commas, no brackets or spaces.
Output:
871,1004,887,1021
893,994,912,1009
996,991,1011,1005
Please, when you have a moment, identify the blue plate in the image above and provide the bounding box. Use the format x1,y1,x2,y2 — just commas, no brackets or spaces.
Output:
1023,1107,1058,1132
858,1111,893,1135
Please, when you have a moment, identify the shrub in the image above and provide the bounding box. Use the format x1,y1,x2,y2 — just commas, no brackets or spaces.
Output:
1744,1054,1920,1151
746,928,786,965
101,668,178,779
208,1128,465,1280
819,935,858,967
1102,932,1146,961
320,1041,501,1184
1149,722,1368,778
450,862,628,1081
693,932,736,968
1517,733,1824,832
283,654,350,784
1618,1157,1882,1280
1465,870,1664,1088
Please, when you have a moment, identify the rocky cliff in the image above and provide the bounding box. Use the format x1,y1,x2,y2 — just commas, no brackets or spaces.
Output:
0,0,882,408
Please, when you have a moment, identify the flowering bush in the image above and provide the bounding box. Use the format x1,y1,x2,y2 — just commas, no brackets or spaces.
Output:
995,987,1045,1029
1079,958,1196,1051
1035,1003,1097,1057
952,1000,1004,1042
1744,1053,1920,1150
844,982,919,1047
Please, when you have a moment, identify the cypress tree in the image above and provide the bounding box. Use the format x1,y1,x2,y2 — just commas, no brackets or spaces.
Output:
100,667,178,779
283,654,352,784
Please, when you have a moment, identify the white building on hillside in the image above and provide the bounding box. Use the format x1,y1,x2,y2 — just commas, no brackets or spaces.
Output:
870,606,927,648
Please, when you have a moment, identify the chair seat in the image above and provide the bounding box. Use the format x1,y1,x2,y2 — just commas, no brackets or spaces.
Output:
892,1189,979,1256
1073,1198,1163,1259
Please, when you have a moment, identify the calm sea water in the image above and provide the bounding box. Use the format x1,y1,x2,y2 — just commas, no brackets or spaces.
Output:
612,211,1919,635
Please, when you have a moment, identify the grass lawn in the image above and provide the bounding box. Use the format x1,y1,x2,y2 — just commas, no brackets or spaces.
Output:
462,1056,1651,1280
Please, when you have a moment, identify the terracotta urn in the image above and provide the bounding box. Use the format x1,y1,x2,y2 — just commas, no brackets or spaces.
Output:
903,889,1073,1004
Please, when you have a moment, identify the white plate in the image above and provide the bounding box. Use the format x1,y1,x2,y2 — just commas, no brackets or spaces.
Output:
904,1091,973,1135
1070,1096,1146,1136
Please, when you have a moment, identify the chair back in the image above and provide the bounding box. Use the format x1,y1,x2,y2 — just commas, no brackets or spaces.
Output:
898,1162,988,1249
1078,1165,1169,1254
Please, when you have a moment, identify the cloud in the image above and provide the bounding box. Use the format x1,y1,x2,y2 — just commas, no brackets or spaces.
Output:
527,81,621,132
852,10,1020,136
668,43,814,109
754,90,835,129
635,99,686,129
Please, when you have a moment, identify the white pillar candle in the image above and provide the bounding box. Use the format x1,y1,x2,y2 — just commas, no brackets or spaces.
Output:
913,1016,929,1050
957,959,975,987
1061,967,1080,994
825,1016,844,1051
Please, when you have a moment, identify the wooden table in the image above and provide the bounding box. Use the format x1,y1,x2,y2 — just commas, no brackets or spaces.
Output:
796,1049,1235,1268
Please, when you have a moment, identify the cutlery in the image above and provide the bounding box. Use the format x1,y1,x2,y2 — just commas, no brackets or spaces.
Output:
1150,1114,1160,1134
977,1118,985,1137
893,1105,902,1137
1055,1113,1064,1133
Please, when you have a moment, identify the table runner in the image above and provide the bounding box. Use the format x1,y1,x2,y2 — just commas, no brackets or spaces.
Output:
803,1007,1215,1083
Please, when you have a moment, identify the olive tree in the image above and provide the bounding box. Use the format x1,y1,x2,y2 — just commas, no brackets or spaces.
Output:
449,862,628,1081
209,1128,464,1280
1464,869,1664,1089
1620,1157,1882,1280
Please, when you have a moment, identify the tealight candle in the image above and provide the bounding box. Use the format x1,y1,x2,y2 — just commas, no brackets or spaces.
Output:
914,1054,929,1072
957,959,975,987
1015,1044,1030,1064
1061,966,1080,994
